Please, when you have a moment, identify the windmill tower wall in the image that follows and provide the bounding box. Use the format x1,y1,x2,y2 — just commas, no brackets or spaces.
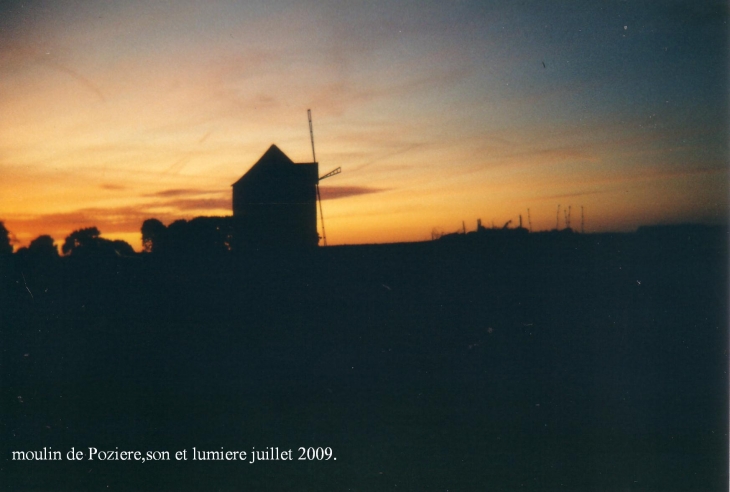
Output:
232,144,319,249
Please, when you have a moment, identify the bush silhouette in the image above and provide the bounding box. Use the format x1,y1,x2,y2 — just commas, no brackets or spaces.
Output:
62,227,134,257
62,227,102,256
0,221,12,255
28,235,59,258
141,218,167,253
140,217,232,255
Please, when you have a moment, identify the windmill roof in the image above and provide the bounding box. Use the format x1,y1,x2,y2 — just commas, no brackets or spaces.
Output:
256,144,294,166
232,144,317,188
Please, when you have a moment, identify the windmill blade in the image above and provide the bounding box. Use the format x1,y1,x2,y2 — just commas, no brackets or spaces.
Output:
319,167,341,181
308,110,343,247
308,109,316,163
308,109,328,246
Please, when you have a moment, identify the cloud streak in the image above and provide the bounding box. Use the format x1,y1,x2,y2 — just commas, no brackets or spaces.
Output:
40,58,106,102
145,188,223,198
319,186,386,200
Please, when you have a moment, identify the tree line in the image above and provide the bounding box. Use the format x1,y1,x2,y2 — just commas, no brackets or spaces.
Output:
0,216,234,260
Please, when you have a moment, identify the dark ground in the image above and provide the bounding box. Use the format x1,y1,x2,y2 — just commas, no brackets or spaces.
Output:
1,226,727,491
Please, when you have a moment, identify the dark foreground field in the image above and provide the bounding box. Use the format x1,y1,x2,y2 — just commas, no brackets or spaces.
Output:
1,227,727,491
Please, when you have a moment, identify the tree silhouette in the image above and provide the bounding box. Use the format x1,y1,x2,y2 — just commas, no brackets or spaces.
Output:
141,218,167,253
184,217,232,255
62,227,101,256
28,235,59,258
0,221,12,255
165,219,188,254
62,227,134,257
139,217,234,256
110,240,135,257
15,234,59,268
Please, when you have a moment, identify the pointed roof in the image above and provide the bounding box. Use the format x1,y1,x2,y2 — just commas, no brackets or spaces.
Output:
233,144,318,188
232,144,294,187
255,144,294,167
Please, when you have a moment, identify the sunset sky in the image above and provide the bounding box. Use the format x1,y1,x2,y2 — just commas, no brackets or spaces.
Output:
1,0,727,249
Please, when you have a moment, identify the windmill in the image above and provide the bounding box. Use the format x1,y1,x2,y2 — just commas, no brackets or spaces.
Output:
308,109,341,246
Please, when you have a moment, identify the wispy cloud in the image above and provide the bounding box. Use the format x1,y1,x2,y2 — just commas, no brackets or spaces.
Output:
166,197,230,211
4,196,231,245
348,144,425,173
538,189,617,201
39,57,106,102
100,183,126,191
145,188,222,198
5,183,384,244
319,186,386,200
5,207,161,242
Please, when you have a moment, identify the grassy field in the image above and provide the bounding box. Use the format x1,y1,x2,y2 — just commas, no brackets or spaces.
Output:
2,227,727,490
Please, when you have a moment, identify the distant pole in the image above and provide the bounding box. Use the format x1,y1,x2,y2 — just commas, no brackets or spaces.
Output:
308,109,327,247
462,220,466,234
556,204,561,230
519,214,523,228
568,205,573,228
527,208,532,232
